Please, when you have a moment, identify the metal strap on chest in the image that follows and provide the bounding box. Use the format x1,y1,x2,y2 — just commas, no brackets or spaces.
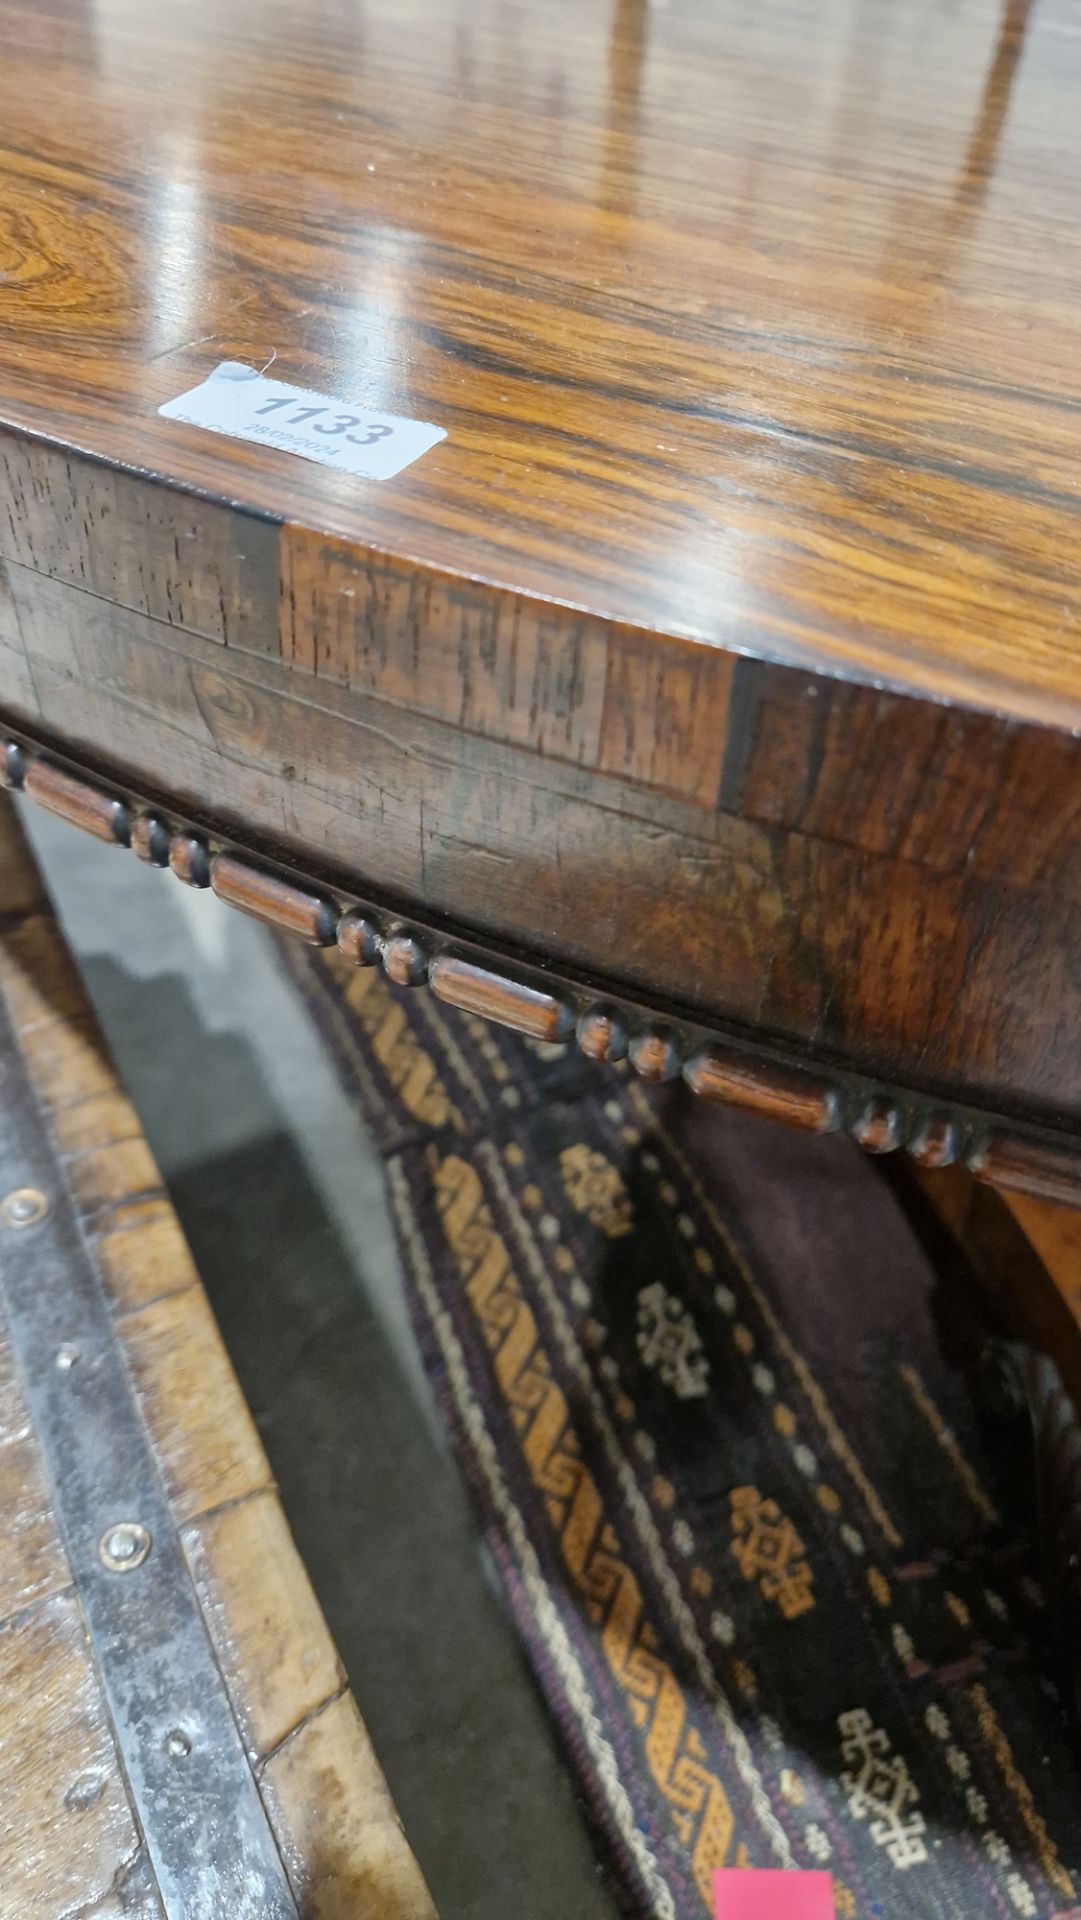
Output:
0,990,299,1920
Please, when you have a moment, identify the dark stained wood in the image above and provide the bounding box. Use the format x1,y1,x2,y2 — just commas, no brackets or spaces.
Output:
12,731,1081,1205
2,0,1080,726
3,0,1081,1164
429,956,571,1042
11,594,1081,1125
576,1008,629,1067
130,811,171,867
280,535,738,804
336,910,380,968
211,852,337,945
22,759,130,846
383,933,429,989
908,1114,963,1171
850,1099,906,1157
628,1029,680,1085
908,1163,1081,1401
168,833,210,889
969,1134,1081,1210
684,1050,839,1137
1000,1193,1081,1358
906,1151,1081,1726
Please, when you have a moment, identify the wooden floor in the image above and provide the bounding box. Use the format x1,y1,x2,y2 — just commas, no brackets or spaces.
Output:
0,795,436,1920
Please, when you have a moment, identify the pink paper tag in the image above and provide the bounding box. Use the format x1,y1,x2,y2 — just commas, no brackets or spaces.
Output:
713,1869,835,1919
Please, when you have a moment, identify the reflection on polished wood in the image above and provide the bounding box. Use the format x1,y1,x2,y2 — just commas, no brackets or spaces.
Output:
2,0,1081,1156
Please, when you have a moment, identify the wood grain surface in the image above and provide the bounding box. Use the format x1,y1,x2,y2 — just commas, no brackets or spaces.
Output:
23,756,131,845
2,0,1081,1141
9,729,1081,1206
429,956,573,1041
1,0,1077,722
909,1161,1081,1419
0,797,435,1920
211,851,338,945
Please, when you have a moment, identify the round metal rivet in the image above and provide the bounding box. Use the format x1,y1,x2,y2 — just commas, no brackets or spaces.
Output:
2,1187,48,1229
164,1729,192,1759
98,1522,152,1572
54,1344,80,1372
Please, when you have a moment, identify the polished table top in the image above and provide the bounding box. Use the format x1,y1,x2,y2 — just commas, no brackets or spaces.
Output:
1,0,1078,720
2,0,1081,1199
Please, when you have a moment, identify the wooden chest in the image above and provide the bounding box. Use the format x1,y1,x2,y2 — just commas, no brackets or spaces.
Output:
0,794,436,1920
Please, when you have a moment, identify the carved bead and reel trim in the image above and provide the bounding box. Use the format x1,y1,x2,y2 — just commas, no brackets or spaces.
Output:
169,834,211,889
383,932,430,988
210,852,338,947
684,1049,841,1135
576,1007,629,1065
337,910,380,967
429,955,572,1041
131,812,171,868
22,759,132,848
3,733,1078,1210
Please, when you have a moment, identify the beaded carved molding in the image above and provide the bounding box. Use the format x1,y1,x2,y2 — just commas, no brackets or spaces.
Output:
2,731,1077,1210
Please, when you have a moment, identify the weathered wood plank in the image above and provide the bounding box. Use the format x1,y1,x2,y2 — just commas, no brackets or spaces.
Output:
0,1593,158,1920
0,441,278,656
260,1693,437,1920
90,1201,202,1317
183,1490,346,1762
0,1336,68,1623
0,794,436,1917
119,1286,272,1522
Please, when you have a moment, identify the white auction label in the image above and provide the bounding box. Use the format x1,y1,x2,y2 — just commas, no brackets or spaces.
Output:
159,362,445,480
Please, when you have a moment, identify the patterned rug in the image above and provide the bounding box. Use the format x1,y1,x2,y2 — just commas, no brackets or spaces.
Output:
281,941,1081,1920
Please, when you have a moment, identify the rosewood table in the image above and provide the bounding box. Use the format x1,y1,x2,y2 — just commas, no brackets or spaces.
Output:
1,0,1080,1209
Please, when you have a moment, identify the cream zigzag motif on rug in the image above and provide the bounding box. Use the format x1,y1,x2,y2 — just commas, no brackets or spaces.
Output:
386,1155,679,1920
432,1147,737,1909
477,1139,796,1870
